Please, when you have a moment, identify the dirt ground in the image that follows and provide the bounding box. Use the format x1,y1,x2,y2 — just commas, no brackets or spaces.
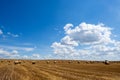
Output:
0,59,120,80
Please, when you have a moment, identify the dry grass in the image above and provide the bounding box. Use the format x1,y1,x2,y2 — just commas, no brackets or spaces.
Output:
0,59,120,80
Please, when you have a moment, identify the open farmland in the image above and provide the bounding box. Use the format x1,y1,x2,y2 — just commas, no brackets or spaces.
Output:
0,60,120,80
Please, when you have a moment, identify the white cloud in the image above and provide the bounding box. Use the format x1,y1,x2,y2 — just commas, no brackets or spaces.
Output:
24,48,34,52
7,32,19,37
32,54,40,58
64,23,73,31
0,29,3,35
21,54,40,59
51,42,76,56
51,22,120,60
61,36,78,46
0,45,35,52
11,50,19,55
0,45,35,59
64,22,112,44
0,49,19,58
0,49,10,56
22,55,29,59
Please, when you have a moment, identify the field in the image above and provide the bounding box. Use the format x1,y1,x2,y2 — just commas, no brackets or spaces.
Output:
0,60,120,80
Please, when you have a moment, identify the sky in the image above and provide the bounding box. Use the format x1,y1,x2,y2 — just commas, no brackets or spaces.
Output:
0,0,120,60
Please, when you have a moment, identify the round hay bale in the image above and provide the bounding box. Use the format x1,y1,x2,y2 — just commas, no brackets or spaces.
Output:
90,61,94,64
46,61,50,64
19,61,21,64
54,61,57,64
104,60,109,65
1,60,3,63
14,61,19,65
77,61,80,64
86,61,89,64
32,61,36,64
68,61,72,64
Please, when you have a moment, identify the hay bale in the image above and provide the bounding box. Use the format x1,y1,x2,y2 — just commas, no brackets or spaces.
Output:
90,61,94,64
14,60,22,65
77,61,80,64
86,61,89,64
7,60,10,63
54,61,57,64
68,61,72,64
1,60,3,63
32,61,36,64
14,61,19,64
104,60,109,65
46,61,50,64
19,61,21,64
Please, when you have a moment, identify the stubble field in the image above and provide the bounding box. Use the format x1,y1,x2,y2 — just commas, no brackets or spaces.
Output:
0,59,120,80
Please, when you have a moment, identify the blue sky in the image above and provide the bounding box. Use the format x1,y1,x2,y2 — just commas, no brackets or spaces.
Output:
0,0,120,60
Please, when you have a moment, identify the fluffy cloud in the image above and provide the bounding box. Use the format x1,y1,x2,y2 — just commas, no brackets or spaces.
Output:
61,36,78,46
0,49,19,58
51,22,120,60
0,45,35,59
64,22,112,44
0,47,36,59
51,42,77,56
0,49,10,56
11,50,19,55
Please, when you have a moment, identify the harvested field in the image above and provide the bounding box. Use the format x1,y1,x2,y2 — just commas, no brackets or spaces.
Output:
0,59,120,80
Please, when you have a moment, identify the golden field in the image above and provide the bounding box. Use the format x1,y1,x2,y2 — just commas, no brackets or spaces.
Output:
0,59,120,80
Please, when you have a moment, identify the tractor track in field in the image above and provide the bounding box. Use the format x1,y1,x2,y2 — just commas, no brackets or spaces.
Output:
49,64,120,79
59,64,120,78
0,65,13,80
22,63,65,80
36,63,120,80
34,64,111,80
